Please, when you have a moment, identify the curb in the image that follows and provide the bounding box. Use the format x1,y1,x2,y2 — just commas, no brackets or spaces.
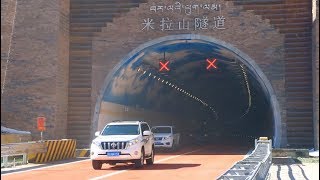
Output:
76,149,90,157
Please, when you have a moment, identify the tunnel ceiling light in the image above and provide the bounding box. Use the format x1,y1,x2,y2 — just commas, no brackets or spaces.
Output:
240,64,252,118
136,67,219,120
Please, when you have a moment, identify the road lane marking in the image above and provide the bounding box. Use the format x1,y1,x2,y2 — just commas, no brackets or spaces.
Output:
1,159,90,176
89,148,203,180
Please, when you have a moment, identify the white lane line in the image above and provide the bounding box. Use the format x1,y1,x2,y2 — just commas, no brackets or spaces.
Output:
89,148,203,180
1,159,90,176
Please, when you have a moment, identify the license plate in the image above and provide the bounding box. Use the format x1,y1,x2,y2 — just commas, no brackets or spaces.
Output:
107,152,120,156
155,142,163,145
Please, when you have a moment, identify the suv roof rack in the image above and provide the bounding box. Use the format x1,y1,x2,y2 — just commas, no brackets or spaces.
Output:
111,120,145,122
112,120,123,122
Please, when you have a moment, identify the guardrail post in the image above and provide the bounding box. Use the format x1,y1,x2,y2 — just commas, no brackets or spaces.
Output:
23,153,27,164
3,156,8,168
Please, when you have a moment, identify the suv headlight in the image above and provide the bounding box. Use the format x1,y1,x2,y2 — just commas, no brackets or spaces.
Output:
163,135,172,140
92,140,101,149
127,138,139,147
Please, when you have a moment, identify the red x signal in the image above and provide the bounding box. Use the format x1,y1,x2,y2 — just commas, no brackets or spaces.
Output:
159,61,170,72
206,59,217,70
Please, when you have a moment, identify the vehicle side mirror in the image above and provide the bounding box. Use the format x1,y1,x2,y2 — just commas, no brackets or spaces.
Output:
143,130,151,136
95,131,100,136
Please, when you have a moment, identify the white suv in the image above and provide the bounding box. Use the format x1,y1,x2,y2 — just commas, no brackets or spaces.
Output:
90,121,155,169
151,126,180,150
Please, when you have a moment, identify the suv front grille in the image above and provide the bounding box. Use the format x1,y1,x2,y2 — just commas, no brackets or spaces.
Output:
154,137,163,141
101,142,127,150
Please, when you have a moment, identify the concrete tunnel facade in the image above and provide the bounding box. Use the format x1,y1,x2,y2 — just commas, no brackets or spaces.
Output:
2,0,317,149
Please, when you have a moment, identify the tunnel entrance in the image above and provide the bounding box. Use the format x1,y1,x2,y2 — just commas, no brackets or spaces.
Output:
93,35,282,148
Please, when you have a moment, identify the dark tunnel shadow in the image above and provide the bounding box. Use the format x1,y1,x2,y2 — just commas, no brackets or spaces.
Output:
100,38,275,153
154,144,252,156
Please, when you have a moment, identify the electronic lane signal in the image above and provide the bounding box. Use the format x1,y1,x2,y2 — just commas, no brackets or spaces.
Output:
206,58,217,70
159,60,170,72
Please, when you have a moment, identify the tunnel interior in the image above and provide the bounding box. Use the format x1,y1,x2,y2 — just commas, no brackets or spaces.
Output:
100,38,274,147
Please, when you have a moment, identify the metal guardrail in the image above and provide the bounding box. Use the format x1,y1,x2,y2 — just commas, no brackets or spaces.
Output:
217,137,272,180
1,141,47,168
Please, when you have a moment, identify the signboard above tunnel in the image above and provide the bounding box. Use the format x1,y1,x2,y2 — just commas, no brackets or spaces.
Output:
141,2,226,31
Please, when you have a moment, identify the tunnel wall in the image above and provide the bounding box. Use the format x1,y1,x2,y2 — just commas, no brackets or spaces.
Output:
91,0,286,146
312,0,319,150
1,0,70,140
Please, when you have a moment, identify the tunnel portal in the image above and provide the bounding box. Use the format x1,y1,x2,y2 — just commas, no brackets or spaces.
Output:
97,38,276,147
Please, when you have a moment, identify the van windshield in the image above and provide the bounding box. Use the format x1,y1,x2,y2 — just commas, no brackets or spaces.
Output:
151,127,171,133
101,125,140,135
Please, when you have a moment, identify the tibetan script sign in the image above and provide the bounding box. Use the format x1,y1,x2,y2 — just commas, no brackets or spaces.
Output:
149,2,221,15
141,1,226,31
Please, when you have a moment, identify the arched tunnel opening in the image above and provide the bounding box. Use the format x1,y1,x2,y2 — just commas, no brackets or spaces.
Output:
97,38,275,149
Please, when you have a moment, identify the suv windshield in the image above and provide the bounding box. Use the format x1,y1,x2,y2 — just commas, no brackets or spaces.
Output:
151,127,171,133
101,125,140,135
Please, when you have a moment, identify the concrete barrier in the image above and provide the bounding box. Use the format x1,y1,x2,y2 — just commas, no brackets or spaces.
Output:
29,139,76,163
1,134,32,144
1,141,47,168
1,141,47,156
76,149,90,157
272,148,309,158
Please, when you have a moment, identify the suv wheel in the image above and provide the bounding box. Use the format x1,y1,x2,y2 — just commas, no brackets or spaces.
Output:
92,160,102,170
146,147,155,165
134,149,145,168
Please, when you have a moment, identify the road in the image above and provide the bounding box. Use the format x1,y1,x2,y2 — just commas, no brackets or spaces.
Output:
2,145,249,180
